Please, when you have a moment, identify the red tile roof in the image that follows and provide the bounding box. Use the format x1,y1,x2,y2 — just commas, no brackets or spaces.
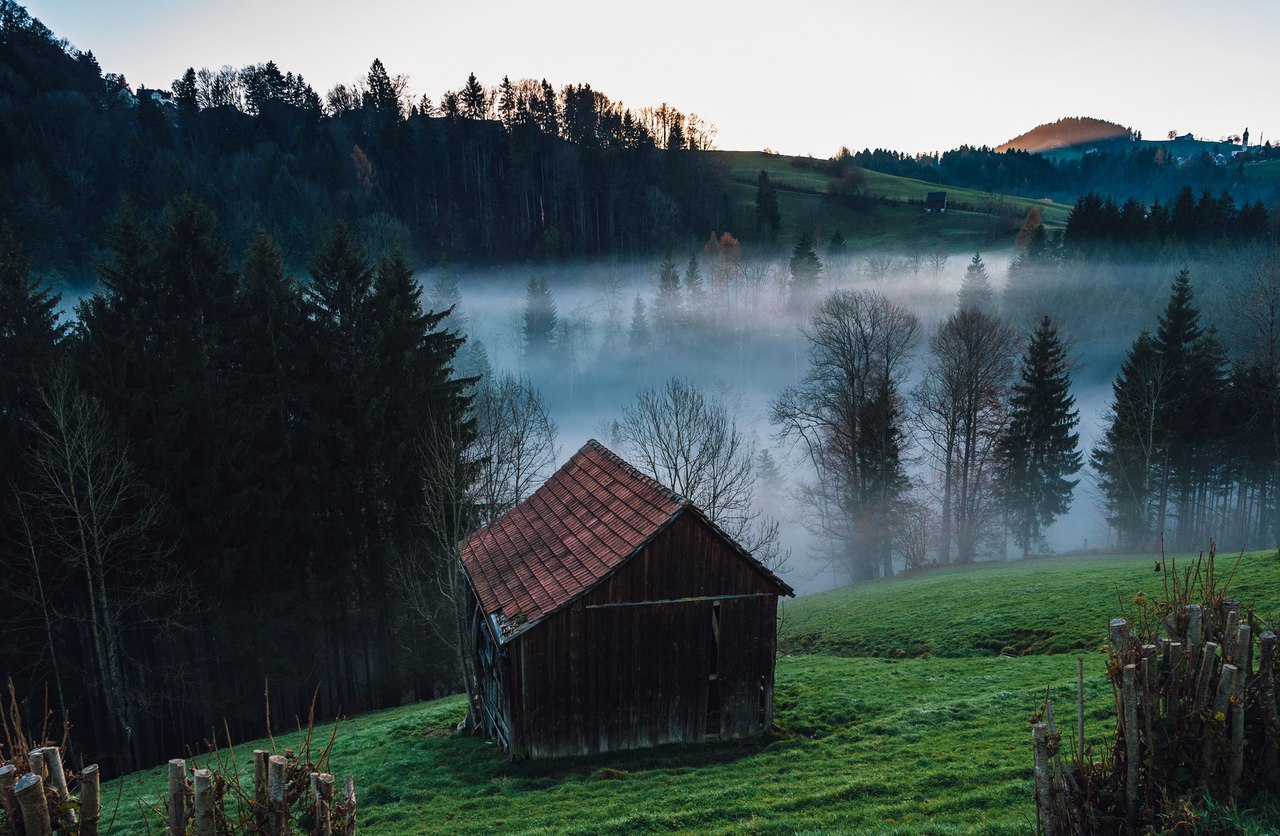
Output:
461,440,688,641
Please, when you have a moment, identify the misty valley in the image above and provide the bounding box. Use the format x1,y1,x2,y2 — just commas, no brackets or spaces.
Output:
4,0,1280,832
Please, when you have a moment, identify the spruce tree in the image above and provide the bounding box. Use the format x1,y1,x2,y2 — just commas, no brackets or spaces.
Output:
683,254,706,319
653,250,683,339
1091,330,1164,550
629,296,651,355
958,252,996,314
522,275,557,365
0,224,65,481
788,233,822,309
999,316,1082,556
755,170,780,243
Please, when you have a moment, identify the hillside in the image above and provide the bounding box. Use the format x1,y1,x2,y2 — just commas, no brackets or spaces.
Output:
996,117,1134,154
714,150,1072,252
105,551,1280,833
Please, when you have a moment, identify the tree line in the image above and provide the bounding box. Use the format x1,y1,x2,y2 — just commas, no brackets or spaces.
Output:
0,205,483,776
0,1,730,282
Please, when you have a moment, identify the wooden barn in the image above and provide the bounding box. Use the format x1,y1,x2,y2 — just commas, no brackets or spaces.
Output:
925,191,948,212
459,440,794,759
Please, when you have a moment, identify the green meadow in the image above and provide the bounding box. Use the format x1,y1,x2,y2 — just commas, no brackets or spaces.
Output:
105,551,1280,834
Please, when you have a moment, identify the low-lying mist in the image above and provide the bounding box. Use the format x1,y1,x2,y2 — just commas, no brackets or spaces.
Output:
424,245,1260,595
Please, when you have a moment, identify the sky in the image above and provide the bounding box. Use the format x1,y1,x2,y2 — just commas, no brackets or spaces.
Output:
25,0,1279,156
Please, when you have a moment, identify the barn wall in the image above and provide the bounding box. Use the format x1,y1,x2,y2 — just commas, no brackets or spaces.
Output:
503,511,781,758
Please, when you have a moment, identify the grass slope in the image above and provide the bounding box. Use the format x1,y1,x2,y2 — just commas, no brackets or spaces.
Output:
995,117,1131,154
713,151,1071,253
780,551,1280,659
104,551,1280,834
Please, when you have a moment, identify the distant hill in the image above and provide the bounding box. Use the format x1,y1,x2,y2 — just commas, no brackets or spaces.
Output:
997,117,1135,154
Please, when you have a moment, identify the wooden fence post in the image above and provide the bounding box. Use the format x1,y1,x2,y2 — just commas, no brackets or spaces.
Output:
40,746,74,824
313,772,334,836
14,772,51,836
1261,632,1279,775
81,764,101,836
1076,656,1085,774
254,749,270,829
194,767,215,836
343,775,357,836
168,758,187,836
28,749,46,780
1032,722,1054,836
1194,642,1218,711
1122,663,1139,816
268,753,287,835
0,763,18,827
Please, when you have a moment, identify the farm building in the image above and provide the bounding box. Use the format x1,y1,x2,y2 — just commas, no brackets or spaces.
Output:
924,191,948,212
460,440,794,759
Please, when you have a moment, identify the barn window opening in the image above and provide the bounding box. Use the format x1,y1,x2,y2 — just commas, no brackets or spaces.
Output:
706,603,722,737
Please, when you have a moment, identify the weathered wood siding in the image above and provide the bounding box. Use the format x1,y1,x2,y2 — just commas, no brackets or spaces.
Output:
500,510,781,759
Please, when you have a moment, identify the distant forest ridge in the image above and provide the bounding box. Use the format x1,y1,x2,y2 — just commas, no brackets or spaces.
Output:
996,116,1137,153
0,1,731,279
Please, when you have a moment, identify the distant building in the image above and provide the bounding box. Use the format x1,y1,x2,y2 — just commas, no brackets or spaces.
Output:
461,440,794,759
925,191,948,213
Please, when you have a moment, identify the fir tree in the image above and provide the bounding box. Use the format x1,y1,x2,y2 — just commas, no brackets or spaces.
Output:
998,316,1082,556
653,250,683,339
629,296,651,355
788,233,822,309
958,252,996,314
522,275,558,364
683,254,706,318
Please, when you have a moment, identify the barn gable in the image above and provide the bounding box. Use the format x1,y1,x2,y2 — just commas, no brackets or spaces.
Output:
460,440,791,643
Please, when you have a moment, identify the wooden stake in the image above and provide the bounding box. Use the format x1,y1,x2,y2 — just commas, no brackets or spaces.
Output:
14,772,51,836
1076,656,1085,773
268,754,287,835
1194,642,1219,711
1032,722,1055,836
1123,664,1139,816
1261,632,1280,774
193,767,215,836
343,775,356,836
1235,624,1252,676
0,763,18,827
81,764,101,836
254,749,270,829
1230,668,1246,801
168,758,187,836
1167,641,1183,717
40,746,73,823
28,749,46,780
1109,618,1129,662
313,772,334,836
1187,605,1203,670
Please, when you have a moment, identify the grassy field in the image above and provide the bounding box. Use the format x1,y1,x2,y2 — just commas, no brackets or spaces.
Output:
103,551,1280,834
711,150,1072,254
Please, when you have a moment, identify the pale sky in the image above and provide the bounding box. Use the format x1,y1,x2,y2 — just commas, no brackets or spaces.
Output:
26,0,1278,155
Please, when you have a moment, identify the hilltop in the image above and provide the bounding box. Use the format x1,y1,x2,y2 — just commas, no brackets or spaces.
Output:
996,117,1136,154
713,150,1071,252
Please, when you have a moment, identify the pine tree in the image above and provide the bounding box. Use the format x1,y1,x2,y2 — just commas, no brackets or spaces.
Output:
0,224,65,480
653,250,683,339
522,275,557,365
755,170,780,243
788,233,822,309
999,316,1082,556
1091,330,1165,550
461,73,486,120
629,296,650,355
683,254,706,319
958,252,996,314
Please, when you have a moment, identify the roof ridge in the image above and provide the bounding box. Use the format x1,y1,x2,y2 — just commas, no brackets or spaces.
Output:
582,439,689,508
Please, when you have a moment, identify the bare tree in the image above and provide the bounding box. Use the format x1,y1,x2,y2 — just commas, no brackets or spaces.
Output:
393,374,557,727
771,290,920,581
470,373,559,527
617,377,786,571
914,309,1016,563
20,366,183,771
1234,244,1280,544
